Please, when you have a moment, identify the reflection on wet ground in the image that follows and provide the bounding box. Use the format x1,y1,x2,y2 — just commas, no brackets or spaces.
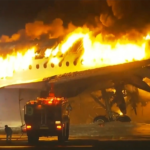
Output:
0,122,150,140
0,122,150,149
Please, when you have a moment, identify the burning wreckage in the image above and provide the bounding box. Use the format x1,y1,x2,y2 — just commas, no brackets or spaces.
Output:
42,58,150,123
1,26,150,123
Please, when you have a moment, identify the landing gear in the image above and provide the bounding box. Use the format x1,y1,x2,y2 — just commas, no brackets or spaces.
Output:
114,84,126,115
101,89,113,121
92,82,131,123
93,116,109,123
116,115,131,122
102,83,127,119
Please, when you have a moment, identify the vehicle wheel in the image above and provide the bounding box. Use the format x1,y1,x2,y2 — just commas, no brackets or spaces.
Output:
28,135,39,144
28,136,33,144
58,133,64,142
58,127,65,142
93,116,108,123
116,115,131,122
65,122,69,141
34,136,39,143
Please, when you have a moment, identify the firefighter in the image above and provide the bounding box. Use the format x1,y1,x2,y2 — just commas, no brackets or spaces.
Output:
66,103,72,115
5,125,12,142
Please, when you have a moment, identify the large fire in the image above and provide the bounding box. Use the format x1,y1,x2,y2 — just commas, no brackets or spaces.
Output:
0,27,150,79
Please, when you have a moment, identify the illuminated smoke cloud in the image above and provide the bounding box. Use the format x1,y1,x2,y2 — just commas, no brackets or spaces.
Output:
1,0,150,53
106,0,150,35
25,19,66,40
106,0,133,19
100,13,115,27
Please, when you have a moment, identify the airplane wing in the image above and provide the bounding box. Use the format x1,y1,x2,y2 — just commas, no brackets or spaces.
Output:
47,59,150,98
3,80,48,90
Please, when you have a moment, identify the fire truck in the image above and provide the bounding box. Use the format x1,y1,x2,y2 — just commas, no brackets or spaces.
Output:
24,92,71,144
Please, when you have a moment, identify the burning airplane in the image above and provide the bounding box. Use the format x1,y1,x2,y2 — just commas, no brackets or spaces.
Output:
1,0,150,125
0,28,150,124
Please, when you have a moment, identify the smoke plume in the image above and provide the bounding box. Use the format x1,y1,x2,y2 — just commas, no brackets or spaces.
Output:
1,0,150,53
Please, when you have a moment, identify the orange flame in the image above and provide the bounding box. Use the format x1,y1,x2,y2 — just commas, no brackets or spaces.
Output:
0,28,150,79
0,47,36,78
45,29,148,66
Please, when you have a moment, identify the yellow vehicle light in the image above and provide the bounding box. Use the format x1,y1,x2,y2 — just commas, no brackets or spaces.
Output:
26,125,31,129
55,121,61,124
56,125,62,129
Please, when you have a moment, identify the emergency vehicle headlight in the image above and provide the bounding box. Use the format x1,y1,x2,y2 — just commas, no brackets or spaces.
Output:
56,125,62,129
26,125,31,129
55,121,61,124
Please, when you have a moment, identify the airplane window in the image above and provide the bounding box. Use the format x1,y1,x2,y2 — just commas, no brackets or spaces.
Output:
73,61,77,66
43,63,47,68
51,63,54,68
59,62,62,67
36,64,39,69
29,65,32,70
66,61,69,66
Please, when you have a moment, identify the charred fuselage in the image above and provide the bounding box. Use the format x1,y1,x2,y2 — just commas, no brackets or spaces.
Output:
41,59,150,115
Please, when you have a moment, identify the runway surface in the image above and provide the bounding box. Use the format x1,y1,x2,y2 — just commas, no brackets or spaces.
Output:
0,136,150,149
0,122,150,149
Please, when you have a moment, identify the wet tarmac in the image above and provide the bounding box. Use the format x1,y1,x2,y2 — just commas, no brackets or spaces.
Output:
0,122,150,149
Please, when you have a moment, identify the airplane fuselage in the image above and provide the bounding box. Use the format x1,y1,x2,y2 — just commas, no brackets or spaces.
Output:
0,52,114,88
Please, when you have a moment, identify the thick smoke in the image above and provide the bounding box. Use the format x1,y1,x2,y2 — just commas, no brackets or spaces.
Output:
25,19,65,40
106,0,133,19
106,0,150,35
1,0,150,53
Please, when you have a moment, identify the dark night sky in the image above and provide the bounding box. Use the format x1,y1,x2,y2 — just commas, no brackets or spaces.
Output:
0,0,111,37
0,0,150,42
0,0,54,36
